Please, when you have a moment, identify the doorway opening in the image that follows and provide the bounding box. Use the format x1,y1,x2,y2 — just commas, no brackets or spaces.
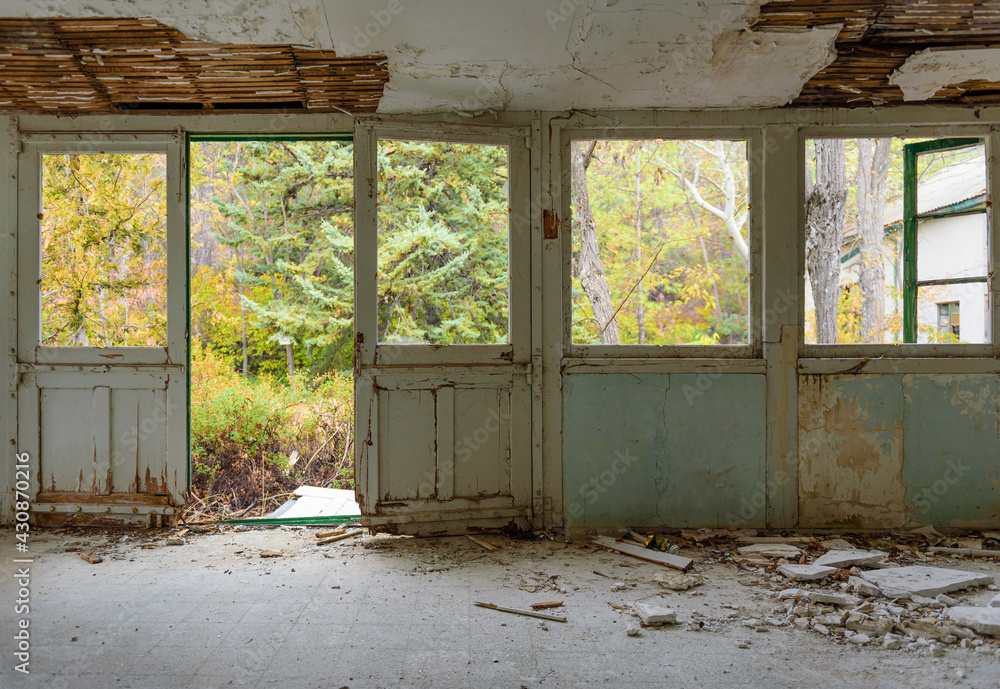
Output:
186,136,357,522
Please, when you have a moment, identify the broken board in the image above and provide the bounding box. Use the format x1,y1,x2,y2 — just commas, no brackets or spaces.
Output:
592,536,693,571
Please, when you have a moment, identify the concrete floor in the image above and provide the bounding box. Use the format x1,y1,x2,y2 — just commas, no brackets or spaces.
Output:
2,527,999,689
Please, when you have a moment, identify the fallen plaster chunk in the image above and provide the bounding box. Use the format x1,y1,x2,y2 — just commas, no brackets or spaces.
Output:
848,576,881,597
820,538,855,551
990,594,1000,609
814,549,885,569
947,607,1000,637
654,572,702,591
910,594,945,609
904,618,957,643
859,566,994,599
777,588,805,600
737,543,804,559
846,614,893,637
778,563,837,581
937,594,960,607
634,602,678,626
890,48,1000,101
883,633,903,650
810,591,860,608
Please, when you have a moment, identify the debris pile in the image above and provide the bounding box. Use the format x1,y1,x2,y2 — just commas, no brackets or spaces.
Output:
719,529,1000,654
592,527,1000,652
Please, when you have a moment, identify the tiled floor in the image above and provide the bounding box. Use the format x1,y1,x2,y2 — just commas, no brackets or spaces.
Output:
1,527,999,688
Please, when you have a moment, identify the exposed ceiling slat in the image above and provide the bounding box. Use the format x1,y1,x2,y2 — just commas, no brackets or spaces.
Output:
754,0,1000,106
0,17,388,113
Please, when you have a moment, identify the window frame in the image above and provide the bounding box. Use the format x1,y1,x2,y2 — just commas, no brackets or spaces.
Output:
904,137,988,343
355,120,532,369
560,126,763,360
17,133,186,367
798,125,996,359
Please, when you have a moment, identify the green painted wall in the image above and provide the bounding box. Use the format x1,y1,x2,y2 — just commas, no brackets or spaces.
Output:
902,374,1000,527
562,373,766,529
798,373,1000,529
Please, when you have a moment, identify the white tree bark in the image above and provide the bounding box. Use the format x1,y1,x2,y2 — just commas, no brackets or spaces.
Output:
680,141,749,266
856,138,892,343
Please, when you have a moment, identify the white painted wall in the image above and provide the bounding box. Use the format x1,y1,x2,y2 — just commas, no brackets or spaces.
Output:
916,213,989,344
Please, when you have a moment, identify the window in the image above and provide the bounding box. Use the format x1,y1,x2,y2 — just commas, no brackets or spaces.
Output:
803,137,988,345
570,139,750,346
937,302,960,338
40,153,167,347
376,140,510,345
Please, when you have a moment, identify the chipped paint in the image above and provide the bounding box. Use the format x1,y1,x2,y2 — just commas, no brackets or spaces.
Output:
799,373,1000,529
6,1,842,112
798,375,906,529
890,47,1000,101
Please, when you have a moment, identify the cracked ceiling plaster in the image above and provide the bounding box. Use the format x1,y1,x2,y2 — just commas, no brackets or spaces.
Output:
6,0,846,113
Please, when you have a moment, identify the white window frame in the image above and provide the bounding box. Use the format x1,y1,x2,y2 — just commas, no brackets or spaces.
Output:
17,132,186,367
559,125,764,361
356,120,532,369
798,124,996,359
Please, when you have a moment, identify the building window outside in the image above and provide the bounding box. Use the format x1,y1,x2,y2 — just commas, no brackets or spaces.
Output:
938,301,959,337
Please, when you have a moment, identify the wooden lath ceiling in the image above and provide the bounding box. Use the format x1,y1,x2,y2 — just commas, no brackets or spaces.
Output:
0,17,389,113
753,0,1000,106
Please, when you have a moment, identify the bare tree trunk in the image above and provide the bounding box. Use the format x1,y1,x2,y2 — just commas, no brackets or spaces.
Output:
805,139,848,344
572,142,620,344
856,138,891,343
634,144,645,345
236,245,249,376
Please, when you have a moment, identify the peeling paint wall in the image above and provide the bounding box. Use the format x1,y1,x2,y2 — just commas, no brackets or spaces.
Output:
799,374,1000,529
891,48,1000,101
4,0,843,113
564,371,1000,532
799,375,907,529
562,373,766,531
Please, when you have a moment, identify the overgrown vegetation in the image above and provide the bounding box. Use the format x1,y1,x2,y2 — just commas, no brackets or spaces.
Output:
188,347,353,518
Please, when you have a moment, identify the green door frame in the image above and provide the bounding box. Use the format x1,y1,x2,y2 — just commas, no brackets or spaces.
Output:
183,132,353,490
902,137,986,342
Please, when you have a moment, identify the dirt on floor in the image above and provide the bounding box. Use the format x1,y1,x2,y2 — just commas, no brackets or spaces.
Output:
27,525,1000,653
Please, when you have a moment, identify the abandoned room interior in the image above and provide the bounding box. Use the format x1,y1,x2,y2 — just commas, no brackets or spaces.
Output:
2,1,1000,687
